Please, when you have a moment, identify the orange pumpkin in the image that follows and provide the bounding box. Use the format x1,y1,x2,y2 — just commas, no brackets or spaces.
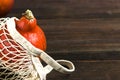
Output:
0,0,14,17
15,10,47,51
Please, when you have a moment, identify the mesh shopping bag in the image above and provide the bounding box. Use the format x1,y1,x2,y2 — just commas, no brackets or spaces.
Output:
0,18,40,80
0,17,75,80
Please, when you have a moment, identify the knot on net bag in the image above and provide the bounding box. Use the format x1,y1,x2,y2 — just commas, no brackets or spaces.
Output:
0,17,75,80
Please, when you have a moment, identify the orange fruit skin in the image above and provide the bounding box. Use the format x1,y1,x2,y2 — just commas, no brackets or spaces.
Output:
0,0,14,17
15,17,47,51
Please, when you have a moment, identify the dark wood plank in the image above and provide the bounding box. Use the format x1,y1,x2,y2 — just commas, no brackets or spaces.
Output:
36,18,120,60
47,60,120,80
8,0,120,19
5,0,120,60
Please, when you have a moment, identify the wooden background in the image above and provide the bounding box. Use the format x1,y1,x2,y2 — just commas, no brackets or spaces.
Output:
6,0,120,80
7,0,120,60
8,0,120,19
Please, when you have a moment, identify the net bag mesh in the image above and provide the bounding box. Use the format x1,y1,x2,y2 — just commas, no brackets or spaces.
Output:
0,18,39,80
0,17,75,80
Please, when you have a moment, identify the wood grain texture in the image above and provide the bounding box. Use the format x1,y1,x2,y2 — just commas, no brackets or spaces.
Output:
6,0,120,60
38,18,120,60
47,60,120,80
8,0,120,19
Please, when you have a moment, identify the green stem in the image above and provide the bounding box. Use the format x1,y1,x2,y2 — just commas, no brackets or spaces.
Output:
22,9,34,20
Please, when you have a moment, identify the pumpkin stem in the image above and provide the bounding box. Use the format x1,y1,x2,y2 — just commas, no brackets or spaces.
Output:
22,9,34,20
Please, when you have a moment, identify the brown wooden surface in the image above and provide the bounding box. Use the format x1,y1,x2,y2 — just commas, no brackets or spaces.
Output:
8,0,120,19
47,60,120,80
38,18,120,60
7,0,120,59
5,0,120,80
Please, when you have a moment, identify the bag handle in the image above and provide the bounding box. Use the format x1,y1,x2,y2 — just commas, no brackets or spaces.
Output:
7,17,75,75
31,55,75,80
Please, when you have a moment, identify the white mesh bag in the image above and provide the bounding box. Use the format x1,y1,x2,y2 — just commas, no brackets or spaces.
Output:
0,17,75,80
